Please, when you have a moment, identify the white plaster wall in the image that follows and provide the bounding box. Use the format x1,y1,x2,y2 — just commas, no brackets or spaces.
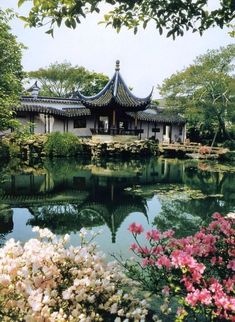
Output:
171,124,184,143
34,114,46,133
51,117,64,132
152,124,164,142
17,116,30,126
68,118,93,137
129,120,165,141
140,123,148,139
146,123,164,142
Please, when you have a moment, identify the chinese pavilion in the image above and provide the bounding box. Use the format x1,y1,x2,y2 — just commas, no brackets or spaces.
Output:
12,61,186,143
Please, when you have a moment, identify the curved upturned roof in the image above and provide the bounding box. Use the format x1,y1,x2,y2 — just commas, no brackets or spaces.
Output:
75,60,152,111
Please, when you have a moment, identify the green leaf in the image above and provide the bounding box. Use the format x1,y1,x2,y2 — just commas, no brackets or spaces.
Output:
45,29,54,37
65,19,71,28
70,18,76,29
18,15,28,22
18,0,25,7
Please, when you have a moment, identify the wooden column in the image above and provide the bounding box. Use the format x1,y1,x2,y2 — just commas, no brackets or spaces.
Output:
48,115,50,133
112,110,116,127
134,112,138,128
44,115,47,133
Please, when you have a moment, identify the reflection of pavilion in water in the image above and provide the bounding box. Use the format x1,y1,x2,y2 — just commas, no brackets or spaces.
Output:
0,205,13,246
0,159,184,242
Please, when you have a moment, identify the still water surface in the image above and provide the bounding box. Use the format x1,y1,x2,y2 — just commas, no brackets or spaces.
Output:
0,157,234,259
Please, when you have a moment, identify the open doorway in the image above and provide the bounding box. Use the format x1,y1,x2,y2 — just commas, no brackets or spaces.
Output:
98,116,109,133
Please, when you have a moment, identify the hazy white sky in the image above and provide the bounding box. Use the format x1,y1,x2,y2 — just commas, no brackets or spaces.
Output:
1,0,233,98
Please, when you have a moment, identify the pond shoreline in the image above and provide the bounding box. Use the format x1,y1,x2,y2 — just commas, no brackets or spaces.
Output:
1,132,233,164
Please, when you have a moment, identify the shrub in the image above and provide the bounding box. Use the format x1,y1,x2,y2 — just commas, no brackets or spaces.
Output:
44,132,83,157
0,228,149,321
0,139,9,160
222,140,235,151
123,214,235,321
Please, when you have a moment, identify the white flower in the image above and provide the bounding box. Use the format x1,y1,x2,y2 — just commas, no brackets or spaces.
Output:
63,234,70,243
79,228,87,237
110,303,118,314
114,318,121,322
32,226,40,232
0,274,11,287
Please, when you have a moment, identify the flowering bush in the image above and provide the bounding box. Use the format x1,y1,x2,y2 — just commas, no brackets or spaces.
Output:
125,213,235,321
0,228,149,321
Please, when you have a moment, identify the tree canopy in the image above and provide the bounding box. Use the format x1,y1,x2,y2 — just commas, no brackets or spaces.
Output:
0,10,24,132
28,62,109,97
18,0,235,38
159,44,235,142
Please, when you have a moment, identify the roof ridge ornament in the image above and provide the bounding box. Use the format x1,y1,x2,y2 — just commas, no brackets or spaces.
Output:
26,81,40,99
115,59,120,71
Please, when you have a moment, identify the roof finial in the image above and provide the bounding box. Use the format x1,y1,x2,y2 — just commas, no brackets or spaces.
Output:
115,60,120,71
30,81,40,99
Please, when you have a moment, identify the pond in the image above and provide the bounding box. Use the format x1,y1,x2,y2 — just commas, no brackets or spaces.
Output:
0,157,234,259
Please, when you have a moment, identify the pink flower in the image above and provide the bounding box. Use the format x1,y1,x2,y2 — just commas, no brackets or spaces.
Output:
186,289,200,306
162,286,170,296
146,229,160,241
210,257,217,265
227,259,235,271
223,277,235,292
142,258,154,267
198,289,212,305
162,229,174,238
137,246,151,255
181,276,195,292
186,289,212,306
212,212,222,220
152,245,163,255
214,293,231,310
128,223,144,235
130,243,138,251
156,255,171,269
209,280,223,293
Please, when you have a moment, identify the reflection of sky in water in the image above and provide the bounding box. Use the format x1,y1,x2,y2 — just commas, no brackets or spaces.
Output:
0,158,234,257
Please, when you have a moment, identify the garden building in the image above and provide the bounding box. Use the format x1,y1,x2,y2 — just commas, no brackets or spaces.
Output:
13,61,186,143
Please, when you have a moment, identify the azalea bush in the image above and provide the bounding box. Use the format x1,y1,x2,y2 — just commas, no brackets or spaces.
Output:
125,213,235,321
0,228,149,321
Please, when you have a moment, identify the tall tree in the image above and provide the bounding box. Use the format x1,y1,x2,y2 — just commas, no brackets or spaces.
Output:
17,0,235,38
159,44,235,142
0,10,24,131
28,62,109,97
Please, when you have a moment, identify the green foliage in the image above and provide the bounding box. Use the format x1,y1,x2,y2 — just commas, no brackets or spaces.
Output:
159,44,235,142
27,61,109,97
11,122,35,140
222,139,235,150
44,132,83,157
17,0,235,38
0,9,24,131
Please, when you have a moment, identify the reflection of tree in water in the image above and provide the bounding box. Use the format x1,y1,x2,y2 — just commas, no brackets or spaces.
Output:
27,195,148,243
27,203,105,235
0,204,13,246
154,196,233,238
184,165,233,197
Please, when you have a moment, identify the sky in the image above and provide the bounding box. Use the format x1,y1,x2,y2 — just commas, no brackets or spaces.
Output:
1,0,233,98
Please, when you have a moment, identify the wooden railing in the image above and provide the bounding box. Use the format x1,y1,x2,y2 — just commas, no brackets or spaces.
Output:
160,142,228,155
90,128,143,135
